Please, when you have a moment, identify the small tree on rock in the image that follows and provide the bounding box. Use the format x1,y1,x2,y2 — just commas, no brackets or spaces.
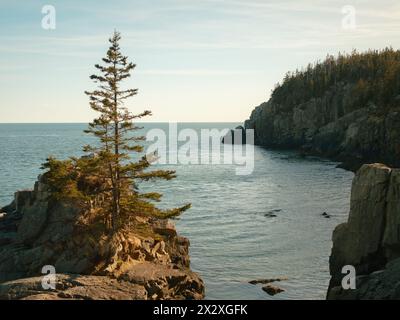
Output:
43,31,190,232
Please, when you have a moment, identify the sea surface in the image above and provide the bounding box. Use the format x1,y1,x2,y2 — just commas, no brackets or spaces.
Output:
0,123,354,300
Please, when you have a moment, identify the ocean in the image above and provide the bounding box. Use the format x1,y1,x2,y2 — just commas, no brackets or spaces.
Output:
0,123,354,299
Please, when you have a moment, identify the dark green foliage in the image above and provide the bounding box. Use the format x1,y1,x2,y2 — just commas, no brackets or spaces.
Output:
271,48,400,112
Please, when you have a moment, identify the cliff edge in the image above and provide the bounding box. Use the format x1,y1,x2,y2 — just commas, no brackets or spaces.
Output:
327,163,400,299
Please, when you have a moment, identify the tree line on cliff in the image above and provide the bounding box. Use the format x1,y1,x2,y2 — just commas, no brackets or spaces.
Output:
272,48,400,114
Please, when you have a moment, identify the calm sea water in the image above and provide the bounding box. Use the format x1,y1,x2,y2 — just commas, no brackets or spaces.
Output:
0,123,354,300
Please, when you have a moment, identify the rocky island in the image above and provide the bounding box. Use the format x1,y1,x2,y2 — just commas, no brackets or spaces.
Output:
0,174,204,300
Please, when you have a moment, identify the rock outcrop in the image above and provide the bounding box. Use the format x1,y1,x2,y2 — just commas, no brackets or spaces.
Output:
0,176,204,300
327,163,400,299
244,87,400,171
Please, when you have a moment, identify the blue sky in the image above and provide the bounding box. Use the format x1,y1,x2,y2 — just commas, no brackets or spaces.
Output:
0,0,399,122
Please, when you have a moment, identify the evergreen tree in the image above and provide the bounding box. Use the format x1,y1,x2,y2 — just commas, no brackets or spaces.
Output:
44,31,190,232
83,31,190,231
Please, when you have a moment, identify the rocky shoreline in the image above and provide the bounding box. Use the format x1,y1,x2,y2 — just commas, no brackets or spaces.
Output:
244,97,400,172
0,175,204,300
327,163,400,299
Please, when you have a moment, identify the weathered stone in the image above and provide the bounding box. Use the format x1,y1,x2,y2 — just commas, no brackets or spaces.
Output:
328,258,400,300
383,169,400,260
119,262,204,300
262,284,284,296
0,175,204,300
153,219,177,237
15,190,34,213
327,164,400,299
244,86,400,170
0,274,147,300
16,201,48,244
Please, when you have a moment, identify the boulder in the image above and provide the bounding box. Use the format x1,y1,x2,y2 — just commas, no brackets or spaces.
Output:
262,284,285,296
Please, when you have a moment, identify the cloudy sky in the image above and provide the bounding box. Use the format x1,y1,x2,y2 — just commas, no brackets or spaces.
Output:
0,0,399,122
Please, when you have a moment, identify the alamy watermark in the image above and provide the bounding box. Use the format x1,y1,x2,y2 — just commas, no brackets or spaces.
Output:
145,123,255,176
41,265,56,290
41,5,56,30
341,5,356,30
341,265,356,290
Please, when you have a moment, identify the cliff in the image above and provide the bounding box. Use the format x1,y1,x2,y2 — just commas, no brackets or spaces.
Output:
327,163,400,299
0,175,204,300
245,49,400,170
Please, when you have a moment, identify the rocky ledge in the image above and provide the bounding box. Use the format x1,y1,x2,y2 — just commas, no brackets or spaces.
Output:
327,163,400,299
0,176,204,300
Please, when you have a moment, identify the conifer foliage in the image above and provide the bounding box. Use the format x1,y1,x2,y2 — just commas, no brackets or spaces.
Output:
271,48,400,113
43,31,190,232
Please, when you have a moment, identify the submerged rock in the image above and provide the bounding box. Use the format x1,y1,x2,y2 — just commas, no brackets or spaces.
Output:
249,277,288,285
0,175,204,300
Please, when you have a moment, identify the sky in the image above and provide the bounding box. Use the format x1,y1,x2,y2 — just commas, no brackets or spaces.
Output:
0,0,399,123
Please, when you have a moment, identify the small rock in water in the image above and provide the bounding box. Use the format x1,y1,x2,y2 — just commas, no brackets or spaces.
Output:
264,209,282,218
249,277,288,285
322,212,331,218
264,213,277,218
262,284,285,296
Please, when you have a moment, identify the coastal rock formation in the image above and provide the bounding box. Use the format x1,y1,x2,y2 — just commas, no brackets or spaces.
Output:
245,96,400,171
327,163,400,299
0,175,204,300
244,50,400,170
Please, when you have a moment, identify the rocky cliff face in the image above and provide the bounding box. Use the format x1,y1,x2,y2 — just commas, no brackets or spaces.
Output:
327,163,400,299
245,85,400,170
0,176,204,300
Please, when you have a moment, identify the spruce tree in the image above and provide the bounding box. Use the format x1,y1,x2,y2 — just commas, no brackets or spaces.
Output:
82,31,190,231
